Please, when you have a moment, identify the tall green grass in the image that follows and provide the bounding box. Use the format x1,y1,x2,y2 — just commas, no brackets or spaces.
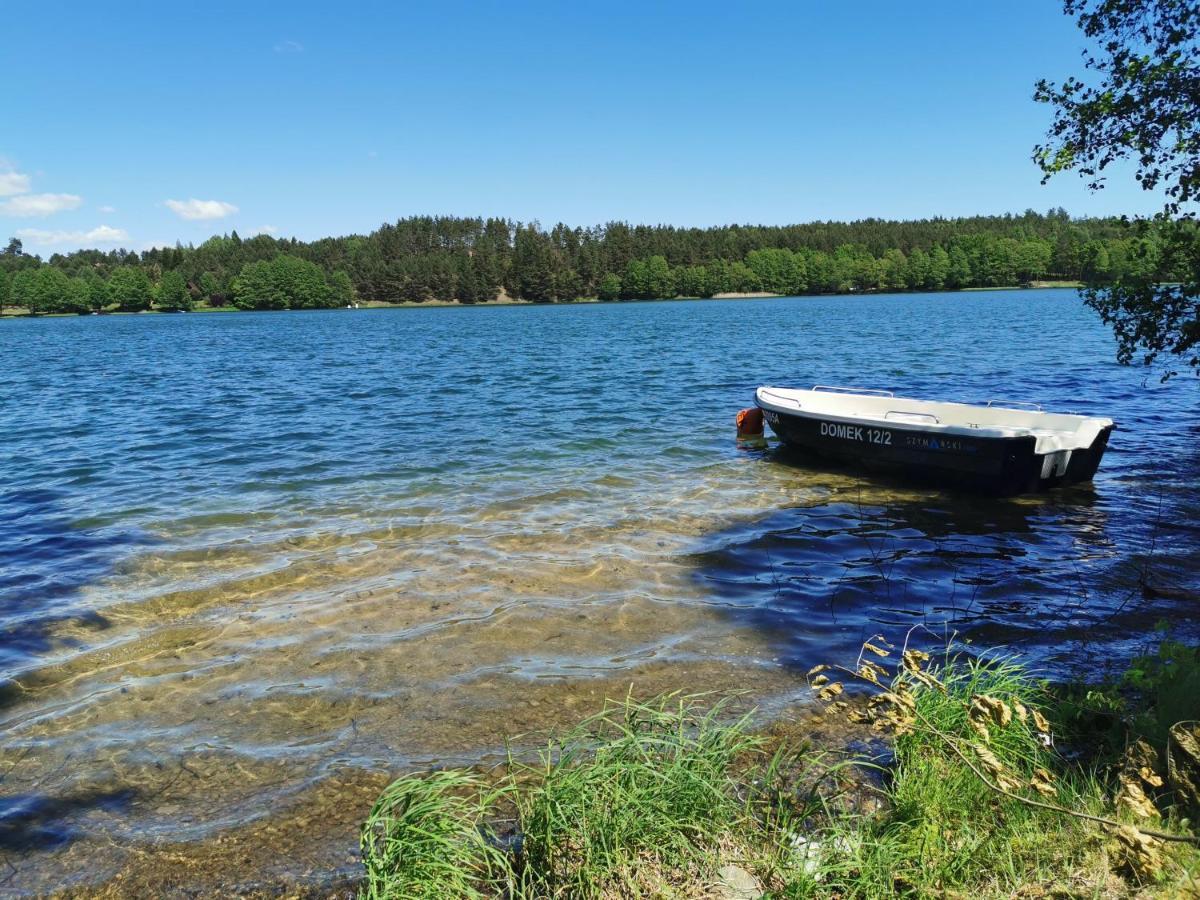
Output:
512,694,772,896
358,655,1200,899
812,655,1114,897
360,769,510,899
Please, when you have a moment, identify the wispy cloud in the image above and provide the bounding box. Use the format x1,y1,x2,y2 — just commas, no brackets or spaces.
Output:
274,39,304,53
16,225,129,245
98,204,117,213
247,225,279,236
0,170,32,197
165,198,238,220
0,193,84,216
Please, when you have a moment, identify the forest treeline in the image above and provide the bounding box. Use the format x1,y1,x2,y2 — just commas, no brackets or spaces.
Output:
0,208,1173,313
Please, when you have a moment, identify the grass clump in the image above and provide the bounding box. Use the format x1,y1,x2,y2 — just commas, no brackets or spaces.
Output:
513,694,771,896
358,693,819,898
360,769,509,899
822,654,1112,896
802,640,1200,897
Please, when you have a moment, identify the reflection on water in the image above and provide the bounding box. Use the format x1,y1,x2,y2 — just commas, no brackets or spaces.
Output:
0,291,1197,893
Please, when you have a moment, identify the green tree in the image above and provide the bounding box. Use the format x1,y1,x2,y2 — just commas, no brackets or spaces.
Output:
510,225,557,302
722,260,761,294
10,267,79,313
233,259,287,309
38,268,73,313
642,255,675,299
1015,240,1052,282
1052,231,1082,278
905,247,931,290
946,246,973,289
880,248,909,291
1036,0,1200,377
108,267,154,311
805,251,837,292
555,268,584,301
597,272,622,301
0,268,9,309
745,248,794,294
675,265,712,298
62,277,91,314
833,245,880,292
623,258,648,299
977,237,1020,287
926,246,950,290
85,272,111,312
156,269,192,311
747,247,807,295
232,255,334,309
1079,240,1111,282
329,269,355,306
198,271,224,306
9,269,36,311
622,256,675,299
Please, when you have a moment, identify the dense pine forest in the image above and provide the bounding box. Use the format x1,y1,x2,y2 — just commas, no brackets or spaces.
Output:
0,209,1169,313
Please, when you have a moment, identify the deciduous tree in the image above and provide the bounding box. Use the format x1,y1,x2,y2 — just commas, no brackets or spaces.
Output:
1036,0,1200,377
156,269,192,311
108,267,154,311
597,272,622,301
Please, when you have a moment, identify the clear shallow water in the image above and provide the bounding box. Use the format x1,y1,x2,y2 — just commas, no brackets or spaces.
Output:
1,292,1198,893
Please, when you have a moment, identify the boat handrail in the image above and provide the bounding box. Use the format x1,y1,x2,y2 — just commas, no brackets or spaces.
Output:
986,399,1043,411
885,410,940,424
812,384,894,397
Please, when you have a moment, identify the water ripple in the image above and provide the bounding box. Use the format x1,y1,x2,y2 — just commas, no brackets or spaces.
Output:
0,292,1197,892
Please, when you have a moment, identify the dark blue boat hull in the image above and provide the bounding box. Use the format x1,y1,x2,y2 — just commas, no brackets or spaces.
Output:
758,406,1112,495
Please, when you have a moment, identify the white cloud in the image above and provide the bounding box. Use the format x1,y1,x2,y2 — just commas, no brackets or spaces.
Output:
86,225,129,242
0,192,83,216
16,225,130,245
274,39,304,53
165,197,239,220
0,170,32,196
98,204,117,213
247,225,278,236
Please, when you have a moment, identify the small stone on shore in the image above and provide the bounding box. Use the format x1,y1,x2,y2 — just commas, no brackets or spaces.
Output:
713,863,762,899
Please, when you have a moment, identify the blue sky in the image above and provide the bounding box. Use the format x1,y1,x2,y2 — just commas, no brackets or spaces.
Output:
0,0,1162,255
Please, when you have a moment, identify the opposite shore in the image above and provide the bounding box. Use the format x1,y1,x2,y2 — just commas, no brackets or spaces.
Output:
0,280,1086,318
1,210,1140,315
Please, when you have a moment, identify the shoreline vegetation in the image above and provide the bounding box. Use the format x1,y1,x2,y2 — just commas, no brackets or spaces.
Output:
360,640,1200,898
0,280,1089,319
0,210,1165,316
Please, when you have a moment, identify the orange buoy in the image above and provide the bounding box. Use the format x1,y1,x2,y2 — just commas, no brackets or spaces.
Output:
736,407,766,448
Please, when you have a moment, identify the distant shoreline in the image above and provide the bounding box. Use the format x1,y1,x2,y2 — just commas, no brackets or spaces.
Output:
0,281,1086,319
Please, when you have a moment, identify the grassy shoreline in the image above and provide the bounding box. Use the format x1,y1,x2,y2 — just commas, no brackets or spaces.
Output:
359,644,1200,898
0,282,1086,319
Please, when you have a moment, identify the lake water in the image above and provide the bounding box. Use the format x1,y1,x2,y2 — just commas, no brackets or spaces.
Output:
2,291,1198,893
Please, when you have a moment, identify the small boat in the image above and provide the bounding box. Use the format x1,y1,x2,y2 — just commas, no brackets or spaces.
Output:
755,385,1114,494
